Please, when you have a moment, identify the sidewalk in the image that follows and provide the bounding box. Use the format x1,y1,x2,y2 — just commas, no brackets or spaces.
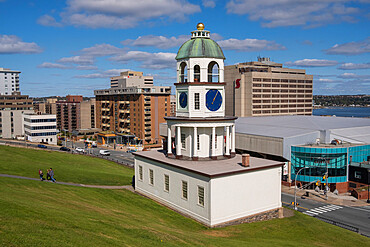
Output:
282,185,369,207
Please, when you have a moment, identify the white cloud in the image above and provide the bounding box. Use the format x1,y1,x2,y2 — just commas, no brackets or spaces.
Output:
226,0,364,28
318,78,335,82
202,0,216,8
338,62,370,70
40,0,201,29
80,44,124,57
111,51,176,69
76,65,99,70
74,69,129,79
37,15,62,27
0,35,42,54
37,62,71,69
285,59,339,67
57,55,94,65
218,38,285,51
337,73,369,79
122,35,189,49
324,38,370,55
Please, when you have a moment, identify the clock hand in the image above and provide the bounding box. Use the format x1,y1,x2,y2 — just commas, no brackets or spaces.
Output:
212,91,219,104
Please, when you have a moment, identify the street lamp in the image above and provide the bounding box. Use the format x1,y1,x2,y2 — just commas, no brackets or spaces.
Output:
294,166,310,210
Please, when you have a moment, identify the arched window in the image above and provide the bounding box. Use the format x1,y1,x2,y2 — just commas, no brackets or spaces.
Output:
179,62,188,83
194,65,200,82
208,62,219,82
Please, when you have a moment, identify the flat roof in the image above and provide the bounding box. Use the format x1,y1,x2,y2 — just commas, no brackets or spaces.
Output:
236,115,370,139
134,150,283,178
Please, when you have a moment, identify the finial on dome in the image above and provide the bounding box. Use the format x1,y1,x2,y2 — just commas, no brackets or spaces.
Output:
196,23,205,30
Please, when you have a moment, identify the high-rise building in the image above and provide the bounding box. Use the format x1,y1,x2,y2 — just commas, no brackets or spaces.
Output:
0,68,20,95
224,57,313,117
170,95,176,117
110,70,153,88
0,93,33,138
95,73,171,145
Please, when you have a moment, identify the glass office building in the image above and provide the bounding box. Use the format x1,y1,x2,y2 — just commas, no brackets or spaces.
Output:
291,144,370,185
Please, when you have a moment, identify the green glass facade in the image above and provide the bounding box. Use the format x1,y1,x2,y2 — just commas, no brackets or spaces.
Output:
291,145,370,184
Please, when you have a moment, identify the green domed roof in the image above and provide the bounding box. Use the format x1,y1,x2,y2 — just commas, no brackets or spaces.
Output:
176,37,225,60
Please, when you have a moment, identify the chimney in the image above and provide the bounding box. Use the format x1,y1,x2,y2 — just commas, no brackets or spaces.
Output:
242,154,250,167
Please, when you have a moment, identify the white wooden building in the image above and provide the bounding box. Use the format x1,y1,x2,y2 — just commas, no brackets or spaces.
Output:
134,23,283,227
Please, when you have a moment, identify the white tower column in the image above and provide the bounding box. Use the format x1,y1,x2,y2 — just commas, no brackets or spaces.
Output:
193,127,198,159
211,127,216,157
177,126,182,156
225,125,230,156
231,124,236,154
167,125,172,155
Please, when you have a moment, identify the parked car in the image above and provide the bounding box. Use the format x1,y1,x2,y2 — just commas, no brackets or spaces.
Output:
75,147,85,153
126,149,136,153
60,146,71,152
99,150,110,156
37,144,47,149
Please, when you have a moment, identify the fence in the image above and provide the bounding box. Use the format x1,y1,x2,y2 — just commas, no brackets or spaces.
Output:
314,215,369,237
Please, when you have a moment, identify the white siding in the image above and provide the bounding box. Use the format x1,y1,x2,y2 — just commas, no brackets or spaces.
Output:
210,167,282,226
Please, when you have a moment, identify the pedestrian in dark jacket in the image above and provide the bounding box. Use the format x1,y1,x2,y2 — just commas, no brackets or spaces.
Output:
46,169,51,180
49,168,56,183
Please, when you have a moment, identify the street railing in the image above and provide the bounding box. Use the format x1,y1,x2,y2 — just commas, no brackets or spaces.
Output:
314,215,361,234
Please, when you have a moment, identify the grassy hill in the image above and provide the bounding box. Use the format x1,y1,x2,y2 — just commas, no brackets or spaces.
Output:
0,145,134,185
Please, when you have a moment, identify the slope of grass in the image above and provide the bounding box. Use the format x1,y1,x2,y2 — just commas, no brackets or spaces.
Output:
0,145,133,185
0,177,369,247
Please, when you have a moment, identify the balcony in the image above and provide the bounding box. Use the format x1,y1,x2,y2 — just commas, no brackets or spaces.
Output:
145,116,151,121
144,105,151,110
101,108,110,111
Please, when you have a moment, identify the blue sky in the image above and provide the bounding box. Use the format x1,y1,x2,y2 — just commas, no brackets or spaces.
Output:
0,0,369,97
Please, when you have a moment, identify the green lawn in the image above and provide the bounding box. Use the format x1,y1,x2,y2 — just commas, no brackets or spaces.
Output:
0,177,369,247
0,145,133,185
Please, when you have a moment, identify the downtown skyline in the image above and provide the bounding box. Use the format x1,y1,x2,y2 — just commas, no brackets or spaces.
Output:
0,0,369,97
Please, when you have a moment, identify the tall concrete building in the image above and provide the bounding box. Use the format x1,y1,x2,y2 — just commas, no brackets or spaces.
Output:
34,98,58,115
0,68,20,95
110,70,153,88
224,57,313,117
56,95,96,132
0,93,33,138
95,72,171,145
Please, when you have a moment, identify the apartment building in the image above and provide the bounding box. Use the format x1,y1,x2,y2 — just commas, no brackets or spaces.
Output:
34,98,58,115
169,95,176,117
110,70,153,88
56,95,95,132
0,68,20,95
225,57,313,117
95,86,171,145
23,113,57,145
0,93,33,138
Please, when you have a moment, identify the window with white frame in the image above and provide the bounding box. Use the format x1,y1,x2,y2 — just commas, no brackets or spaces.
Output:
164,174,169,192
139,165,143,180
197,134,200,150
194,93,200,110
182,181,188,200
149,169,154,185
181,133,186,149
215,134,217,149
198,186,204,206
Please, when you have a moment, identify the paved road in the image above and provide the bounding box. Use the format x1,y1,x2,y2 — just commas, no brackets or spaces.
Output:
282,192,370,236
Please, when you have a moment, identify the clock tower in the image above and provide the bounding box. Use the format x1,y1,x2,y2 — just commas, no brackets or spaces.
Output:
165,23,237,160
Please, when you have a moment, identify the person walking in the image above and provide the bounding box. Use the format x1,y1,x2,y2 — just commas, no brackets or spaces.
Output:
46,169,51,180
49,168,56,183
38,169,44,181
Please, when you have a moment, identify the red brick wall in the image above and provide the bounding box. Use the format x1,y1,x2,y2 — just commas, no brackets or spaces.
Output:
336,182,349,193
